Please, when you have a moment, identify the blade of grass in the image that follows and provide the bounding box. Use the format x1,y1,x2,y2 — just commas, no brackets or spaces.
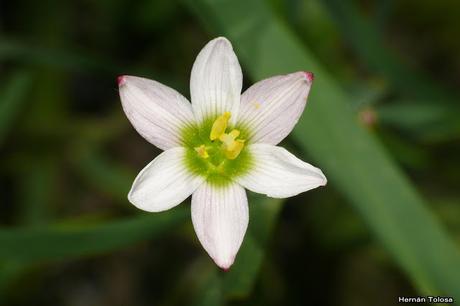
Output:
0,209,188,262
186,0,460,298
0,261,29,300
74,150,134,201
16,157,60,225
0,38,124,74
0,71,32,145
0,38,183,81
0,210,187,302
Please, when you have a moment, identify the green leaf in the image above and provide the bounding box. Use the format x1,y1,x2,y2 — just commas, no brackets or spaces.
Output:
0,71,32,144
186,0,460,298
0,209,188,262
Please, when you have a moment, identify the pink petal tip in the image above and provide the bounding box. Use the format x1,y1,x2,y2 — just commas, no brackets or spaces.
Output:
117,75,126,86
304,71,314,83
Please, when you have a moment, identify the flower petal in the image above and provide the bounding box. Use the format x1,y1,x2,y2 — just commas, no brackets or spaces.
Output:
128,147,204,212
190,37,243,125
238,72,313,145
119,75,195,150
191,182,248,269
237,144,326,198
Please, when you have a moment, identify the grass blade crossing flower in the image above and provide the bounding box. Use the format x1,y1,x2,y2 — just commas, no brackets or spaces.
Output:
118,37,327,269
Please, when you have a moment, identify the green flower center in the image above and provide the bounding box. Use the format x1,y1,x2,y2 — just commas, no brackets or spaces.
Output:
181,112,253,187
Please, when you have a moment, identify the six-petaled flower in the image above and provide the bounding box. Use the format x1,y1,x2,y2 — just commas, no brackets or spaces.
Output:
118,37,327,269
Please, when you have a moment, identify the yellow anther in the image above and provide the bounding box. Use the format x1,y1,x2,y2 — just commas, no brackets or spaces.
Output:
219,129,240,147
207,112,245,160
254,101,261,109
224,139,245,160
194,145,209,159
228,129,240,139
210,112,231,140
219,129,245,160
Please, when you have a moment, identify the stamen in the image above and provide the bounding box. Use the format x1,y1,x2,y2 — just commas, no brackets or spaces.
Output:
224,139,245,160
219,129,240,147
228,129,240,139
207,112,246,160
219,129,245,160
210,112,231,140
194,145,209,159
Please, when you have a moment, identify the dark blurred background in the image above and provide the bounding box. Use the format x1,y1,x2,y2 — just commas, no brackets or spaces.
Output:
1,0,460,305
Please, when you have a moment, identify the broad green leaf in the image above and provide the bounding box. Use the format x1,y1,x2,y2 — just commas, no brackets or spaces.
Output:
0,71,31,144
186,0,460,298
0,209,188,262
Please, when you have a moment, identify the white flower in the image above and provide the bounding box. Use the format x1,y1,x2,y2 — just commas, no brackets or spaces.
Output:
118,37,327,269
